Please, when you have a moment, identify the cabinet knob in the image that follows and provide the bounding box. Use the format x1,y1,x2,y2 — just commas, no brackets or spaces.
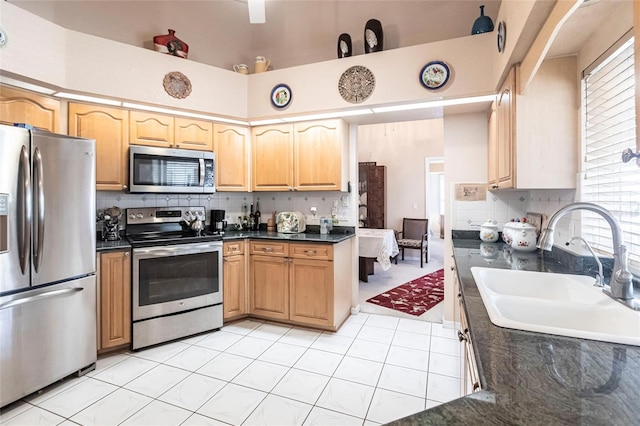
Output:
175,144,180,148
122,185,128,190
303,249,317,255
491,184,498,189
457,330,468,342
124,252,130,257
472,382,480,391
223,258,228,262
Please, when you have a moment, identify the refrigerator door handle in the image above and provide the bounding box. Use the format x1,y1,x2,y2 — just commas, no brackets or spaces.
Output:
33,147,45,272
0,287,84,311
18,145,31,274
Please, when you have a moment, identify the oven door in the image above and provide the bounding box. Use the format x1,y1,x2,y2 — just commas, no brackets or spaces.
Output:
132,241,222,321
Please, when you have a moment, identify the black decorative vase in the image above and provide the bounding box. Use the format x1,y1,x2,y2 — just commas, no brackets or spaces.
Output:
364,19,383,53
471,5,494,35
337,33,352,58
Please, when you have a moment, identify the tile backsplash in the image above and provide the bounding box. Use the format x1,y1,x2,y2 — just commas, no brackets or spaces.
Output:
97,191,356,228
451,187,579,252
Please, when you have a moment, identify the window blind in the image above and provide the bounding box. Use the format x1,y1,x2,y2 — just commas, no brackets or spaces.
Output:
582,37,640,270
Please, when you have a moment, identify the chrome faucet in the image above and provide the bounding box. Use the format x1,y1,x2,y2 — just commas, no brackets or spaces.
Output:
567,237,603,287
538,202,638,310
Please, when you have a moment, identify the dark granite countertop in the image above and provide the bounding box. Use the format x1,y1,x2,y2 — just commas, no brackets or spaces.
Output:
96,239,131,252
221,228,355,244
391,238,640,425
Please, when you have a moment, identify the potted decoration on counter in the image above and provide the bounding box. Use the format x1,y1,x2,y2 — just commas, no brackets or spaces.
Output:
153,29,189,58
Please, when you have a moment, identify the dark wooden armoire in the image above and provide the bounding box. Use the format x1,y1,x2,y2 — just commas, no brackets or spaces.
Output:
358,162,386,229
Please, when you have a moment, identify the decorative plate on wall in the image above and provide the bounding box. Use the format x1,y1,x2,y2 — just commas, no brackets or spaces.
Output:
497,21,507,53
338,65,375,104
163,71,192,99
419,61,450,90
271,84,292,109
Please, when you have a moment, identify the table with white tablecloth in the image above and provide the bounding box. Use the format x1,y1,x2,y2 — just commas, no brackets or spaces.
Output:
357,228,399,282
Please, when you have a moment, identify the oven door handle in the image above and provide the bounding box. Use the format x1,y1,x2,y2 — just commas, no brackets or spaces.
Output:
134,243,221,257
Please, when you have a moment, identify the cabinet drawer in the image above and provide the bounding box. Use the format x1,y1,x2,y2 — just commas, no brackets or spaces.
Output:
224,241,245,256
250,241,289,257
290,244,333,261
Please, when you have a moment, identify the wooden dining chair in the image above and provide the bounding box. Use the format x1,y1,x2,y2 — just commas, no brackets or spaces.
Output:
394,218,429,268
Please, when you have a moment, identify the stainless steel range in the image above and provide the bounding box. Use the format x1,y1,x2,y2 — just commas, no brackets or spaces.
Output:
126,206,223,350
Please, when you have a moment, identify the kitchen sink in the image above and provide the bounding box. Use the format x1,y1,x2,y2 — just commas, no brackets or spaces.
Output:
470,267,640,346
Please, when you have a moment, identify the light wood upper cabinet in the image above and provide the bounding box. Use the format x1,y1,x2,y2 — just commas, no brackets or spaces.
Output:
129,111,174,148
252,124,294,191
69,103,129,191
214,124,250,191
294,120,346,191
0,86,60,132
488,58,577,190
99,250,131,350
175,117,213,150
252,119,348,192
488,69,515,190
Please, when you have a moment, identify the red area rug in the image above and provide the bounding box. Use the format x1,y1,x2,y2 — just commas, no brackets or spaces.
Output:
366,269,445,317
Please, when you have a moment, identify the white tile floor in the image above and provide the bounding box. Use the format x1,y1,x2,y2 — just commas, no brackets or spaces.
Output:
0,314,462,426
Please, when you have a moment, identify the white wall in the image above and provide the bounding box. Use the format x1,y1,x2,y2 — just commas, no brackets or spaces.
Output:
357,119,444,232
443,112,488,323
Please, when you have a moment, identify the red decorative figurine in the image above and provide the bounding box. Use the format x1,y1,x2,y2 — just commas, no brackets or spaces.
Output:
153,29,188,59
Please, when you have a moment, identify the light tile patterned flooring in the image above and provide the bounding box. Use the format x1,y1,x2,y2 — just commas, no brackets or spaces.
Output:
0,314,461,426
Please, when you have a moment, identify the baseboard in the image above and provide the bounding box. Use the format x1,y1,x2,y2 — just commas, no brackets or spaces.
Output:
351,305,361,315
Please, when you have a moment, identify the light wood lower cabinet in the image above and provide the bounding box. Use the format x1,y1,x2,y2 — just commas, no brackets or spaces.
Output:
98,250,131,351
223,241,248,320
248,239,352,330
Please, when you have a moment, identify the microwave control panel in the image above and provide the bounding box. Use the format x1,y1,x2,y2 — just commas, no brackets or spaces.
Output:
204,159,215,188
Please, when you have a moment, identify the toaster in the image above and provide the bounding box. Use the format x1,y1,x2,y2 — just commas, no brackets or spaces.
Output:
276,211,306,233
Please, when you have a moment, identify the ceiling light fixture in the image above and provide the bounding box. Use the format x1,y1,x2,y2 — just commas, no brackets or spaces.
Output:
55,92,122,106
0,75,56,95
371,94,496,113
122,102,249,126
248,0,266,24
249,118,286,126
281,108,373,123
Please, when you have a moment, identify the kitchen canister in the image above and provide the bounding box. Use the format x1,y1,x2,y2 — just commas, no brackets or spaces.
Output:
479,220,499,242
505,221,538,252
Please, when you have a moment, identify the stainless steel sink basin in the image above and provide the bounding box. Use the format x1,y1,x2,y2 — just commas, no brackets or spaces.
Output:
470,267,640,346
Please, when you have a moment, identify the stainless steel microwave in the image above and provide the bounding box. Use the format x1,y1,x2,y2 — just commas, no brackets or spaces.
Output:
129,145,215,193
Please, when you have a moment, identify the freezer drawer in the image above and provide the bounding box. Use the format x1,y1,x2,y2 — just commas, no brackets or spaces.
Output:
0,275,97,408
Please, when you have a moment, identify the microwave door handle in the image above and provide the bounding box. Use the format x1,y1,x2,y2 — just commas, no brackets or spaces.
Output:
33,147,45,272
18,145,31,274
199,158,205,187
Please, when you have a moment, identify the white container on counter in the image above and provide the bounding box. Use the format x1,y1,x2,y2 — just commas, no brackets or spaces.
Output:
503,221,537,252
479,220,499,242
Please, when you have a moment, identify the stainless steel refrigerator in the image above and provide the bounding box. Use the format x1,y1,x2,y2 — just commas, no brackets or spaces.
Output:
0,124,97,408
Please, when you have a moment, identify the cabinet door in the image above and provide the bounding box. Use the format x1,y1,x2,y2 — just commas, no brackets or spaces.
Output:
294,120,343,190
214,124,250,191
495,70,515,189
289,258,333,327
223,253,247,320
250,255,289,320
174,117,213,151
69,103,129,191
0,86,60,132
100,250,131,349
129,111,174,147
252,124,294,191
487,101,498,188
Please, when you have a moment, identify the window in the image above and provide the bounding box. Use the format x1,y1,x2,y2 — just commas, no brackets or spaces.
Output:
582,36,640,271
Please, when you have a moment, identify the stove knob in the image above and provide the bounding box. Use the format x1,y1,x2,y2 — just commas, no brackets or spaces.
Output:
136,213,144,219
129,213,136,220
